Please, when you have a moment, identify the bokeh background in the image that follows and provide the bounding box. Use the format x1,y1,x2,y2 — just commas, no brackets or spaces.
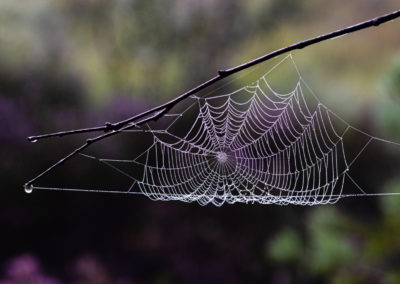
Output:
1,0,400,283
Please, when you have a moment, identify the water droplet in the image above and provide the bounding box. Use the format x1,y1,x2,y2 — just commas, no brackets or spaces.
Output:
24,184,33,194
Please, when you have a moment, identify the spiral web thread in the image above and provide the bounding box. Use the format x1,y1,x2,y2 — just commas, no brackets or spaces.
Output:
34,54,400,206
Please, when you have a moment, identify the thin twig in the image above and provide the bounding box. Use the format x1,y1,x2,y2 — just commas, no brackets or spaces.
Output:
25,9,400,187
25,111,163,187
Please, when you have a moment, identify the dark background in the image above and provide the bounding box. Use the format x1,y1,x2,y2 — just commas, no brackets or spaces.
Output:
1,1,400,283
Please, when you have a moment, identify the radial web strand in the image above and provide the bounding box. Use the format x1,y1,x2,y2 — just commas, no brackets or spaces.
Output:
30,54,400,206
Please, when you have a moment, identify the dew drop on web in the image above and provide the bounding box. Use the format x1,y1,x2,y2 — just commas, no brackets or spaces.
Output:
24,184,33,194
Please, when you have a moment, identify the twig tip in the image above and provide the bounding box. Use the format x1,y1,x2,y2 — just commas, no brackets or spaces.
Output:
28,136,38,143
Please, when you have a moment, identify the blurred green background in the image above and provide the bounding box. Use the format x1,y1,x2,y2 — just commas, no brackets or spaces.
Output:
1,0,400,283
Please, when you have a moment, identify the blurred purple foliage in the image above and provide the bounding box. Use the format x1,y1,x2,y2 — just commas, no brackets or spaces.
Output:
0,96,33,143
0,254,135,284
0,254,60,284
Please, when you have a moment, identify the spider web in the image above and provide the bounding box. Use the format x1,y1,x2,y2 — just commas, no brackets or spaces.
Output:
31,54,400,206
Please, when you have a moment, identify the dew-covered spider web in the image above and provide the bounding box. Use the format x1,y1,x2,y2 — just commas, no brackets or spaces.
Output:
30,54,400,206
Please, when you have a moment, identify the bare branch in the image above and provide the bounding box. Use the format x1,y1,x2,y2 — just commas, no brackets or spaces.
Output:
25,9,400,187
24,111,163,188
